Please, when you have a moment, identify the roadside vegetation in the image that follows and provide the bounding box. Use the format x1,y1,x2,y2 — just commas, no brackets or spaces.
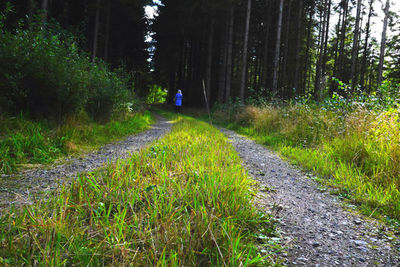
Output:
212,80,400,222
0,6,154,175
0,112,153,174
0,117,280,266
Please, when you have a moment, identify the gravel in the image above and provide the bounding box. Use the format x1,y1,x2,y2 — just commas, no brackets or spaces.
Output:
0,115,173,209
220,128,400,266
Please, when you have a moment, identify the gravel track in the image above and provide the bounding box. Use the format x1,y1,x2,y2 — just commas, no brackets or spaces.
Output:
0,116,173,209
220,128,400,267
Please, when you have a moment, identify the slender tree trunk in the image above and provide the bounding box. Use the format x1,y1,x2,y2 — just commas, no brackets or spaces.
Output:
104,0,111,61
240,0,252,101
41,0,49,23
205,17,215,104
360,0,373,90
92,0,101,61
350,0,362,89
282,0,292,98
293,0,303,93
262,0,271,89
218,17,228,103
377,0,390,86
321,0,331,96
225,6,234,103
303,5,313,94
338,0,349,79
314,0,326,99
272,0,284,96
332,8,342,80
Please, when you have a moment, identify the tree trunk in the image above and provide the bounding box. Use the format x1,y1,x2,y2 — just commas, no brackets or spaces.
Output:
205,17,215,105
262,0,271,90
303,5,313,94
41,0,49,23
272,0,284,96
240,0,252,101
293,0,303,93
218,17,228,103
321,0,331,97
360,0,373,90
225,6,234,103
332,8,342,81
282,0,292,98
377,0,390,86
104,0,111,61
350,0,362,89
338,0,349,80
92,0,101,61
314,0,325,99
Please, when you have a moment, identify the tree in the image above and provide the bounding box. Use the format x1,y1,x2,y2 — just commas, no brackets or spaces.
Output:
272,0,284,95
350,0,362,89
225,6,234,103
41,0,49,23
240,0,252,101
377,0,390,86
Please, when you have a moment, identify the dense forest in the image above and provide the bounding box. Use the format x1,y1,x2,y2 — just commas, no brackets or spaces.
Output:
153,0,400,106
2,0,399,111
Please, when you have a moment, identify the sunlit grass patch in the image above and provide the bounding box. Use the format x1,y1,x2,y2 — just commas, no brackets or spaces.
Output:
0,117,279,266
212,105,400,222
0,112,153,174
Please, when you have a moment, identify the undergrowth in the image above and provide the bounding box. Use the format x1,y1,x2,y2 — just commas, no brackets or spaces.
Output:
0,112,153,174
0,117,280,266
212,104,400,222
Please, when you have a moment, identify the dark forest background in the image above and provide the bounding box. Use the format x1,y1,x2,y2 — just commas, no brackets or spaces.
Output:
1,0,400,111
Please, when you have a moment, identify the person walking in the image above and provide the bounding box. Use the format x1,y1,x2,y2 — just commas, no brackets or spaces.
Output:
174,90,183,113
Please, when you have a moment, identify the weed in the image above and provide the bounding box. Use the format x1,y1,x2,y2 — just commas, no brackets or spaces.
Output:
211,104,400,221
0,112,153,174
0,117,280,265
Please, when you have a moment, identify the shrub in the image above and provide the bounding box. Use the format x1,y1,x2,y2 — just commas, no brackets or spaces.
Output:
0,6,137,121
145,85,167,104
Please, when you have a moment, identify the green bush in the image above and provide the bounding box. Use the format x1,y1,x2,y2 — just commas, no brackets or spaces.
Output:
145,85,168,104
0,6,136,121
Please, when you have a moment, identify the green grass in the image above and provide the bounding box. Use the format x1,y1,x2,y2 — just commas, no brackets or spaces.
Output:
0,112,154,174
0,117,280,266
209,105,400,223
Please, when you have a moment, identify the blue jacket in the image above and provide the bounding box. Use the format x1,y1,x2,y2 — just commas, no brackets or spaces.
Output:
175,93,183,106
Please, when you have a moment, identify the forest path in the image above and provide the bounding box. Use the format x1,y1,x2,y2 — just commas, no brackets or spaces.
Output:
220,128,400,266
0,115,173,210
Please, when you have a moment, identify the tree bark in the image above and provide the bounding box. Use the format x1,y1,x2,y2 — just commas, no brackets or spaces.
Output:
239,0,252,101
272,0,284,96
314,0,326,99
262,0,271,90
321,0,331,97
303,4,313,94
350,0,362,89
205,17,215,105
293,0,303,93
92,0,101,61
104,0,111,61
338,0,349,79
225,6,234,103
282,0,292,97
41,0,49,24
377,0,390,86
218,17,228,103
360,0,373,90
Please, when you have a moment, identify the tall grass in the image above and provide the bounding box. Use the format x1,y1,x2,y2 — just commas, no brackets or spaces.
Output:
0,112,153,174
0,117,279,265
213,105,400,221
